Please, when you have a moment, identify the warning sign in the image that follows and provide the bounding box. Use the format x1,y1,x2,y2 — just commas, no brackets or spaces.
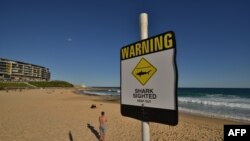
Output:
120,31,178,125
132,58,157,86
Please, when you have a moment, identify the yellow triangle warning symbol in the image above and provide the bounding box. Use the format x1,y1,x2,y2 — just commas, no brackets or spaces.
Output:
132,58,157,86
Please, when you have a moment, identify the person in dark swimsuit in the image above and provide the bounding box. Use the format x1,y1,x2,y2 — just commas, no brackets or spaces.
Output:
99,111,107,141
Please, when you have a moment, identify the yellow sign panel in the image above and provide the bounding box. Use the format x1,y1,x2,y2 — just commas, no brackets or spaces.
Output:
132,58,157,86
121,31,175,60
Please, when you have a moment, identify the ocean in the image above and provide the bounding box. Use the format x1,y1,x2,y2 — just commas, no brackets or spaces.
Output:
82,87,250,122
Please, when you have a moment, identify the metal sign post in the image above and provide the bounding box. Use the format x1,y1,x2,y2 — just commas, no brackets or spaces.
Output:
120,12,178,140
140,13,150,141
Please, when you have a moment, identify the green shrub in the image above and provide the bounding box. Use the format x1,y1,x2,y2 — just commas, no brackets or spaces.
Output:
28,81,74,87
0,82,30,88
0,81,73,89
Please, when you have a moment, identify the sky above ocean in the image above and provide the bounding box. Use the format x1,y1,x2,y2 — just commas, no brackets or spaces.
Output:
0,0,250,87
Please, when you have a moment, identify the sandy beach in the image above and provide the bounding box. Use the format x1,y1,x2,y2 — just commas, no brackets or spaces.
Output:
0,88,246,141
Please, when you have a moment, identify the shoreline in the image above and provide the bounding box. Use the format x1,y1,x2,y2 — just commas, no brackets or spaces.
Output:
76,89,250,124
0,88,248,140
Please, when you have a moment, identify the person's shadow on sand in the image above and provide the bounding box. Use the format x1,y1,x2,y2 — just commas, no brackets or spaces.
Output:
68,130,74,141
87,123,100,140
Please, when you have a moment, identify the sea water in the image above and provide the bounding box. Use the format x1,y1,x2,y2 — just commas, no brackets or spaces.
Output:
83,87,120,96
82,88,250,122
178,88,250,122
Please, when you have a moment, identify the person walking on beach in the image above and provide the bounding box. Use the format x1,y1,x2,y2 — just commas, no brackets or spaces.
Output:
99,111,107,141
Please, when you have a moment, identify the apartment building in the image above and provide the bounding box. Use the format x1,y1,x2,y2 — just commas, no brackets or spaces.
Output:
0,58,50,81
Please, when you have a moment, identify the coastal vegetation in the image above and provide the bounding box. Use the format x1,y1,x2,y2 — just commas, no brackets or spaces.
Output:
29,81,74,87
0,82,31,90
0,81,73,90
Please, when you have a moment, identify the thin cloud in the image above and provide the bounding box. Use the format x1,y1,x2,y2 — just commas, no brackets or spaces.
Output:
67,38,72,42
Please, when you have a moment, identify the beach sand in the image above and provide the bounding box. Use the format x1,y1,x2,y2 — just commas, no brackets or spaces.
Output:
0,88,245,141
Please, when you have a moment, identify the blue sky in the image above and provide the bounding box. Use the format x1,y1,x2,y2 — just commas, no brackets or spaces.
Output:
0,0,250,88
